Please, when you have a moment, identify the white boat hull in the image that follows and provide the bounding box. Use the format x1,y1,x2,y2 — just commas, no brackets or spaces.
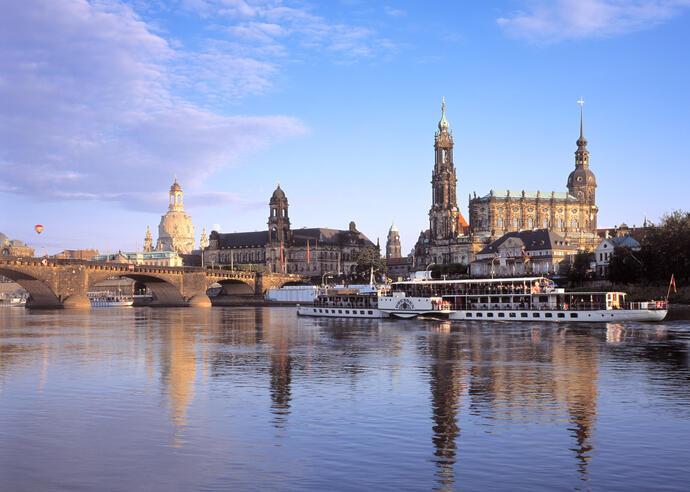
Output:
297,305,388,318
449,309,667,322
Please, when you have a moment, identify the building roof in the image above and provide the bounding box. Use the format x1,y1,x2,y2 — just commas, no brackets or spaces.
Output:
212,227,374,249
477,229,578,256
475,190,578,203
599,236,641,249
386,257,413,266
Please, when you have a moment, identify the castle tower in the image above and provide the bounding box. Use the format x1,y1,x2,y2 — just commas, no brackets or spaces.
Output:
567,99,598,232
430,98,460,240
156,177,195,254
268,183,290,244
386,221,402,259
144,226,152,252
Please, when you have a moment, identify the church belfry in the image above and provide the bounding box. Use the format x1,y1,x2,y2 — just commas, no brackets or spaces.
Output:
567,98,598,230
430,98,460,240
268,183,290,243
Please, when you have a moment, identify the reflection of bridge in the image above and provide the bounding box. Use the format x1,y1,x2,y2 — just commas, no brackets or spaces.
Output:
0,257,304,308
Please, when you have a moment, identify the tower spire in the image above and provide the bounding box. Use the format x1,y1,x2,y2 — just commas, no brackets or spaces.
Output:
438,97,449,132
576,97,587,151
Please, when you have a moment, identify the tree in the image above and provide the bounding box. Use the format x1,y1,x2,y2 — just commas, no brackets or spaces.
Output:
568,250,592,284
354,245,386,282
640,210,690,283
607,246,643,284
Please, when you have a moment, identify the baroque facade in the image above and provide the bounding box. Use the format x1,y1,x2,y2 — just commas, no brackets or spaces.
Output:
204,185,375,277
414,100,599,269
468,102,598,249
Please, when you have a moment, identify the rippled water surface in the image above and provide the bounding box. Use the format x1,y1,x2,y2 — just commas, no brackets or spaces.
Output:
1,307,689,491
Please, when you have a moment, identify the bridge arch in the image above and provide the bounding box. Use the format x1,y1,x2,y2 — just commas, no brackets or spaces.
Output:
0,266,61,308
87,272,186,307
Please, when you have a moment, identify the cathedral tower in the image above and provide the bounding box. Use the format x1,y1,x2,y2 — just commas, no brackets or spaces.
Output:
567,99,598,232
386,221,402,259
429,98,460,240
268,183,290,243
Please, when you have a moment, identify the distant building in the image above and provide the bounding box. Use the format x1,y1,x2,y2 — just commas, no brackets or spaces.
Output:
597,222,650,243
385,256,414,281
386,222,402,259
153,177,195,255
594,236,641,278
52,249,99,260
470,229,577,278
92,250,183,267
204,185,375,278
0,232,34,257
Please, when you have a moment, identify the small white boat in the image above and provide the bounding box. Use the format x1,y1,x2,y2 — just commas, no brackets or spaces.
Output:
88,292,134,307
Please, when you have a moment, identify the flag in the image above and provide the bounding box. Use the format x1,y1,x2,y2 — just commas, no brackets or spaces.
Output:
280,242,284,265
671,274,677,293
307,240,310,264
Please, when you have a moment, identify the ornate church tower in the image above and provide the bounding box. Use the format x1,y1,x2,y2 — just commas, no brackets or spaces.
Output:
567,99,598,232
144,226,153,252
268,184,290,244
386,221,402,259
429,98,460,240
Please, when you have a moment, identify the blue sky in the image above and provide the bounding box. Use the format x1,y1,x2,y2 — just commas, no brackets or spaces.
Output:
1,0,689,255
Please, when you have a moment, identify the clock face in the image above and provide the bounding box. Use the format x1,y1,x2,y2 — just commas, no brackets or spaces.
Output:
577,176,583,182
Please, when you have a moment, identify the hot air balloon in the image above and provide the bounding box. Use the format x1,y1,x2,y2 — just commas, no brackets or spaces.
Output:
34,224,44,235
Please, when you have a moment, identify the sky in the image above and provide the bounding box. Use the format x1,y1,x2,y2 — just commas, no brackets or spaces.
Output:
1,0,689,255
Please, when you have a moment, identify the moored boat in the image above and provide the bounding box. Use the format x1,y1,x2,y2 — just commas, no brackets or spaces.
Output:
387,276,667,322
297,288,387,318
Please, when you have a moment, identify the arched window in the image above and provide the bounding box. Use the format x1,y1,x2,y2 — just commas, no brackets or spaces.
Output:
512,217,519,228
542,218,549,228
557,218,563,229
572,218,578,230
497,217,504,229
527,218,534,229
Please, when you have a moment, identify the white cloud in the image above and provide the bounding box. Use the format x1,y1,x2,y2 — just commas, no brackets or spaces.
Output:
497,0,690,42
0,0,305,208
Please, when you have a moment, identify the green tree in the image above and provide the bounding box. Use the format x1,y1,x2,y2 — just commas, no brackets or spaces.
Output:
640,210,690,283
354,245,386,282
607,246,643,284
568,250,592,284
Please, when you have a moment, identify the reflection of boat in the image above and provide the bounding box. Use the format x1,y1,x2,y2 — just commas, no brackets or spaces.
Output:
88,291,134,307
387,276,667,323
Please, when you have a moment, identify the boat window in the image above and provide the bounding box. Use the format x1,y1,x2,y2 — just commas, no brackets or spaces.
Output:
558,313,565,318
332,310,336,313
498,312,505,317
345,310,349,314
476,313,482,317
545,313,552,318
319,309,323,313
368,311,373,315
360,311,365,315
533,313,539,318
509,313,516,318
338,310,342,314
466,313,472,317
570,313,578,318
521,313,528,318
487,312,493,317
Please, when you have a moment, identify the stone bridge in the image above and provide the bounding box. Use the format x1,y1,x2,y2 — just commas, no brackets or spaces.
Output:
0,257,305,309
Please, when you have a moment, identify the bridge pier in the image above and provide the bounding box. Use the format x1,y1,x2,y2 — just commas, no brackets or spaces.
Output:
62,294,91,309
187,295,212,307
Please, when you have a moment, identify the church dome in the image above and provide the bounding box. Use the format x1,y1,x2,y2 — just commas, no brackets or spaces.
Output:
270,184,286,202
567,168,597,188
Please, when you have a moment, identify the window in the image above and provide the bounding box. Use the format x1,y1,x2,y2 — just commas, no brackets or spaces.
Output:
368,311,373,315
545,313,552,318
572,218,578,230
512,217,519,228
497,218,504,228
466,313,472,317
533,313,540,318
570,313,578,318
487,312,494,317
498,313,505,317
509,313,516,318
360,311,365,315
558,313,565,318
542,218,549,228
521,313,528,318
476,313,482,317
527,218,534,229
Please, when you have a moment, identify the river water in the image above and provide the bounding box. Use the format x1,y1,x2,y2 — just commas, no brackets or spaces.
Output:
1,307,689,491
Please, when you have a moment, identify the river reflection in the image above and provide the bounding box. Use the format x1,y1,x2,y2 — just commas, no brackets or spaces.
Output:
0,307,689,491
